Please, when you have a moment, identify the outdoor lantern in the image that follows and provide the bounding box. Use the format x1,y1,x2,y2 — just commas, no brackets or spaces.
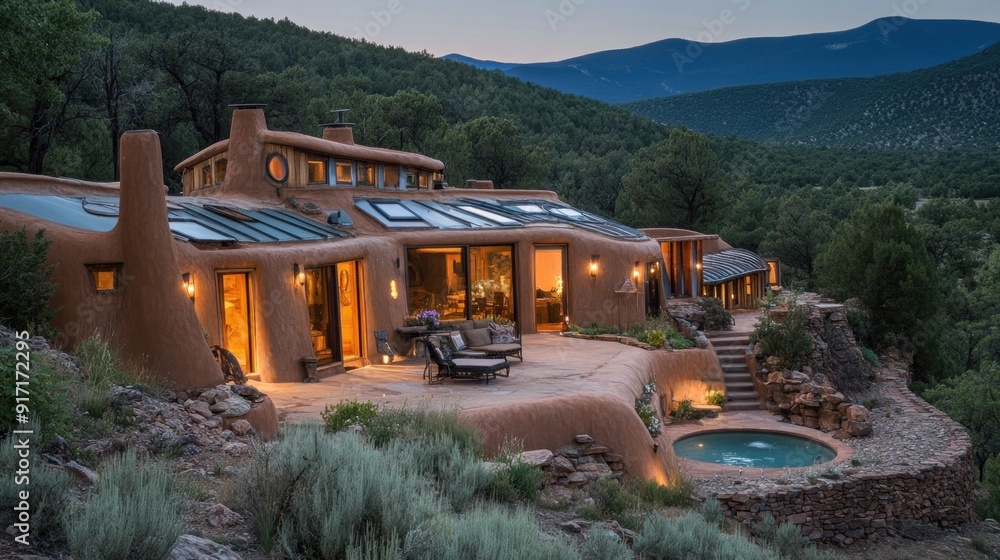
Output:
294,263,306,286
390,280,399,299
181,272,195,301
589,255,599,278
633,261,640,281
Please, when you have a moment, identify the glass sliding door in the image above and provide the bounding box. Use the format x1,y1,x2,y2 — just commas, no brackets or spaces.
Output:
406,247,466,319
219,271,254,372
646,261,662,318
534,246,566,332
305,261,365,366
337,261,363,363
305,266,337,364
469,245,514,323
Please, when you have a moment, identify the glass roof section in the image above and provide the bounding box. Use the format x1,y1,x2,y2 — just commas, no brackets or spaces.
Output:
702,249,769,285
354,196,646,240
0,194,347,244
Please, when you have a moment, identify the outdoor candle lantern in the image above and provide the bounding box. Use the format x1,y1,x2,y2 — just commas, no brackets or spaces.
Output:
589,254,599,278
633,261,640,281
181,272,194,301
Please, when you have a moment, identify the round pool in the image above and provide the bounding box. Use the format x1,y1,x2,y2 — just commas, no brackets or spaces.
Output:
673,431,836,468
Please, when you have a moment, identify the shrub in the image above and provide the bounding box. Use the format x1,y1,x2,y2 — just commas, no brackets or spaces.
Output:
74,334,159,393
699,497,725,527
582,524,633,560
752,302,814,370
976,456,1000,520
698,297,733,331
588,475,637,516
860,347,881,368
705,389,726,406
488,459,541,503
241,425,439,558
772,522,810,560
65,449,183,560
0,423,73,542
751,512,777,540
417,506,576,560
634,477,693,508
0,346,72,442
635,399,662,436
389,433,488,512
645,329,667,348
634,513,780,560
670,399,705,421
321,399,379,432
0,224,57,335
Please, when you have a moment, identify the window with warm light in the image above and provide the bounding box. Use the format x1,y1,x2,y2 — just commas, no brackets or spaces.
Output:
201,165,212,186
214,158,227,184
357,161,375,187
266,153,288,183
335,161,353,185
307,155,327,184
87,264,121,293
382,165,400,189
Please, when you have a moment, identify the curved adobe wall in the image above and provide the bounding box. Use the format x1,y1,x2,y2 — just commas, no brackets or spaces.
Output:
116,131,224,389
462,346,724,483
716,383,975,544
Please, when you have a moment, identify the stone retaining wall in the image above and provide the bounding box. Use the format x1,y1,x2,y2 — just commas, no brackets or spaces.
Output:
715,382,976,545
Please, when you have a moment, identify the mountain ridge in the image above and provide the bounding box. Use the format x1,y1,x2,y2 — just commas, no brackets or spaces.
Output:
443,18,1000,103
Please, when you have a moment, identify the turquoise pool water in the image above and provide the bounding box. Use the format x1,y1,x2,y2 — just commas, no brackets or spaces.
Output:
673,431,836,468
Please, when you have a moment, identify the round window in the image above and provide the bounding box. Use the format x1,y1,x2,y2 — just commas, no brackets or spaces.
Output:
266,153,288,183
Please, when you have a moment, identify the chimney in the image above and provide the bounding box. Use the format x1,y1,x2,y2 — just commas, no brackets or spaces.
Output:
321,109,354,145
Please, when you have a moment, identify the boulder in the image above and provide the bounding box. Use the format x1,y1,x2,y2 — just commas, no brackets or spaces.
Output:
550,456,575,474
169,535,242,560
185,399,214,419
518,449,554,467
210,397,251,418
208,503,244,528
229,419,254,436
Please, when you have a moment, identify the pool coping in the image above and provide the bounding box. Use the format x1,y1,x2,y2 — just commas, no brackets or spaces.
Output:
662,411,855,478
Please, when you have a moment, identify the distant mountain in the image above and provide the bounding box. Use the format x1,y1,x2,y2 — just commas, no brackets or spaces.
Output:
623,42,1000,150
443,19,1000,104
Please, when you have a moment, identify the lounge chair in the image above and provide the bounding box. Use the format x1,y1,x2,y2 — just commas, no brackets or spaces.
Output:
423,335,509,385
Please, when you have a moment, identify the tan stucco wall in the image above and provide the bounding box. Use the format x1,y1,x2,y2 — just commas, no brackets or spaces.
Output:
462,347,723,484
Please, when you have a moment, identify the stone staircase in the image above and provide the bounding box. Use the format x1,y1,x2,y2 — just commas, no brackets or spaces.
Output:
705,331,761,411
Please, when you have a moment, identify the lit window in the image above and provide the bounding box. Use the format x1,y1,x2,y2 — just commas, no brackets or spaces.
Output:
88,265,120,292
214,158,227,184
382,165,400,189
266,153,288,183
335,161,353,185
307,156,327,184
357,162,375,187
201,165,212,186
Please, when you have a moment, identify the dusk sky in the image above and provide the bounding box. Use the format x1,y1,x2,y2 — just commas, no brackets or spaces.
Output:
166,0,1000,62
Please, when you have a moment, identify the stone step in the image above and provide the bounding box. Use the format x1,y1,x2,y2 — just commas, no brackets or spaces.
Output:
713,346,747,356
726,390,759,401
721,363,749,372
724,371,752,381
725,401,762,411
705,330,752,338
725,381,755,391
708,338,752,347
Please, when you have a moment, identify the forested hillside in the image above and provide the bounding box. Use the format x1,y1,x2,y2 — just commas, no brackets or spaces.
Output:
2,0,999,216
625,43,1000,150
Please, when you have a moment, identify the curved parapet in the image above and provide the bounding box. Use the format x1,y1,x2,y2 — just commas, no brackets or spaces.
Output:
116,130,224,389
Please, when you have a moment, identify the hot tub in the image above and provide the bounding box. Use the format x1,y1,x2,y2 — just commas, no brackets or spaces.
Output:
673,430,836,468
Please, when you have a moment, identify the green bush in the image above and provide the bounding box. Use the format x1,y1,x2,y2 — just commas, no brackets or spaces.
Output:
588,475,636,516
634,513,780,560
0,423,73,542
635,399,662,436
416,506,576,560
976,456,1000,520
65,449,183,560
582,525,633,560
633,477,694,508
0,346,72,442
671,399,705,421
644,329,667,348
860,347,881,368
488,459,541,502
752,302,814,370
699,497,725,527
698,297,733,331
706,389,726,406
0,224,57,335
772,522,810,560
321,399,379,432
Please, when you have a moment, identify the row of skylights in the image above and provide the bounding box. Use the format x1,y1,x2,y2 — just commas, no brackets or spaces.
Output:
354,197,646,240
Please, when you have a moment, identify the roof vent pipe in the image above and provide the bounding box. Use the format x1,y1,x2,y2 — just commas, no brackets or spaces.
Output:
321,109,355,145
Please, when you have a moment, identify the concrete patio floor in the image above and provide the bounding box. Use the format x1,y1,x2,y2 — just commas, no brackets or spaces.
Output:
251,333,645,425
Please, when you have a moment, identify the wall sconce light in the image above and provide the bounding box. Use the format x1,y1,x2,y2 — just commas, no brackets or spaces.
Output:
181,272,195,301
395,257,401,270
695,262,702,271
632,261,640,281
652,443,659,454
589,255,599,278
294,263,305,286
390,280,398,300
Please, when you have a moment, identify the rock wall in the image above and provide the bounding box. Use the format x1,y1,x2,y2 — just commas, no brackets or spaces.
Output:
716,379,976,545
